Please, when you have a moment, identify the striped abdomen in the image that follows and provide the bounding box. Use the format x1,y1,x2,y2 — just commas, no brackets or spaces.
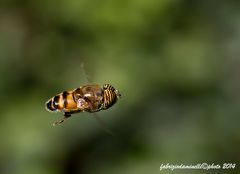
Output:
45,91,77,112
102,84,118,109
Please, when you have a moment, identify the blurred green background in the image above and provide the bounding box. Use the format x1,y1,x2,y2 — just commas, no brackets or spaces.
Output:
0,0,239,174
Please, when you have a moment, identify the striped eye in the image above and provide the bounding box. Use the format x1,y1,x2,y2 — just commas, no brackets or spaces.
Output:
103,84,109,89
102,86,118,109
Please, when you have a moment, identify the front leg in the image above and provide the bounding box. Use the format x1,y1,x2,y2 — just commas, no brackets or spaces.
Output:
52,113,71,126
64,112,72,117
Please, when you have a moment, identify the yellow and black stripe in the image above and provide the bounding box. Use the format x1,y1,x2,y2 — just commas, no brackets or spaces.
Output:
46,95,59,112
102,84,117,109
45,91,73,112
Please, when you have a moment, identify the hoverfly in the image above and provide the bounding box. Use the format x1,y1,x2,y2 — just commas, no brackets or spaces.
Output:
45,84,121,126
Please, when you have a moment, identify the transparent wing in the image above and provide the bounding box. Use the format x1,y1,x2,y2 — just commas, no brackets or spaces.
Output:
81,62,114,136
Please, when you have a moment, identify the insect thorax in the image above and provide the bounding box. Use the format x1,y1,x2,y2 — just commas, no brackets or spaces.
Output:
73,85,104,112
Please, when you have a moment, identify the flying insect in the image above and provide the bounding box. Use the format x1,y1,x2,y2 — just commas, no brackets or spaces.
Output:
45,84,121,126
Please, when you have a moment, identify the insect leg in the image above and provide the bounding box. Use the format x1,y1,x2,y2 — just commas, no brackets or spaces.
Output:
52,113,71,126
